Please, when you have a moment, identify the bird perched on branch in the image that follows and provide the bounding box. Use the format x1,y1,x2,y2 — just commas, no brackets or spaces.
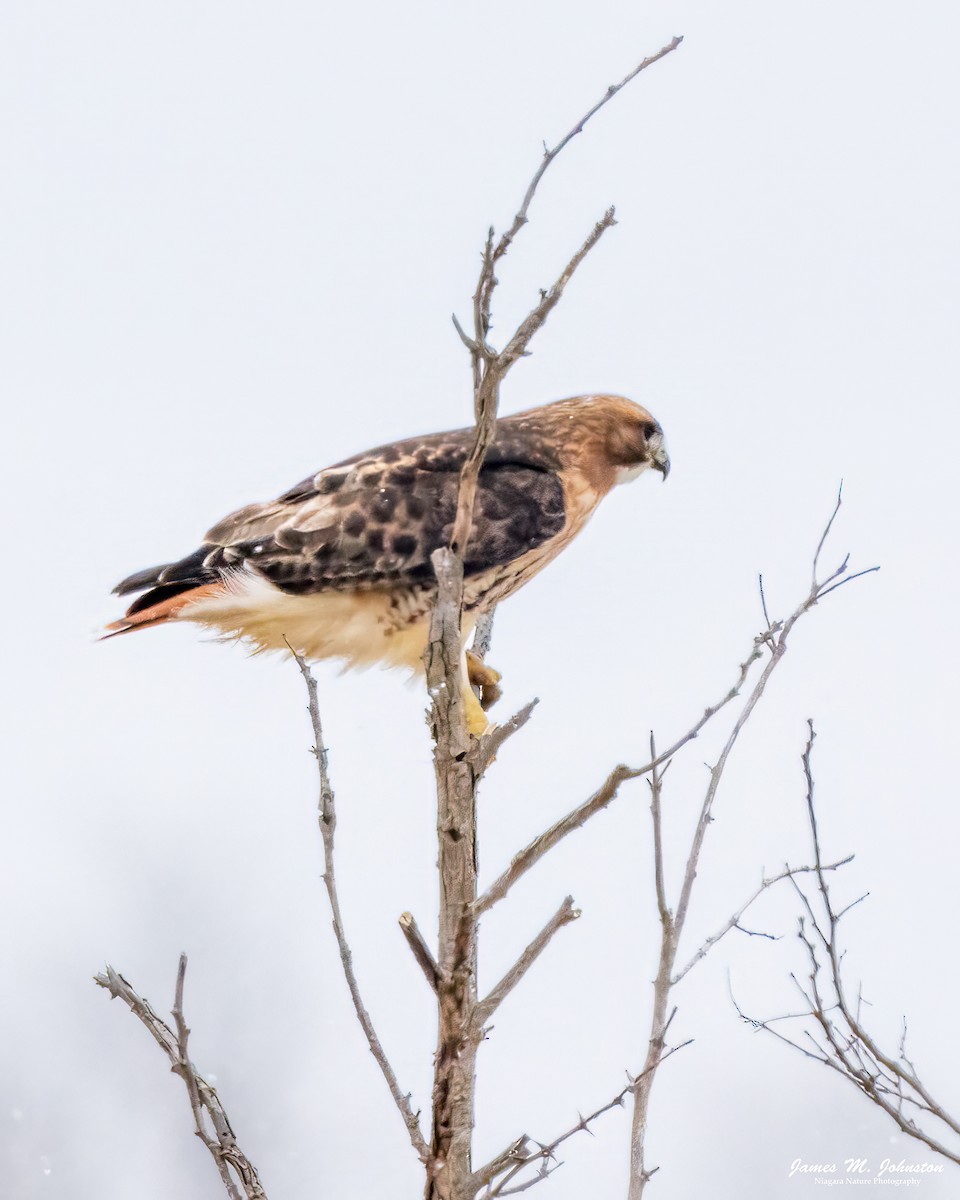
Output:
107,394,669,734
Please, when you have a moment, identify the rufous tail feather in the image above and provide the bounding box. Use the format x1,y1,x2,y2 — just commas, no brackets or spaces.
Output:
101,583,223,640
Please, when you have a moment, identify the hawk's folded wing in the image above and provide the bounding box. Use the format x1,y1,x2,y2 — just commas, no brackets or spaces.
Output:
114,427,566,615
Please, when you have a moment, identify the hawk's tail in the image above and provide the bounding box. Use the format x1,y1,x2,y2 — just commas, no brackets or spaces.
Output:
102,580,223,638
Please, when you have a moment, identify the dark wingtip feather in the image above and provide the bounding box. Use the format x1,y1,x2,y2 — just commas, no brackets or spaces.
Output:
113,547,214,597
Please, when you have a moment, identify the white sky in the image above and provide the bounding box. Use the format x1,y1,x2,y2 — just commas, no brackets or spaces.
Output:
3,2,959,1198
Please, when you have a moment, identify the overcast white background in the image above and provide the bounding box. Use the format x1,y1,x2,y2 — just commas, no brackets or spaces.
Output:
2,2,959,1197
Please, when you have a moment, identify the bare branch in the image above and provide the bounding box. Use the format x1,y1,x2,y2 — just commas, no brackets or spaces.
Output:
423,36,697,1200
292,652,429,1163
475,637,769,916
488,37,683,271
399,912,440,994
425,45,686,1189
623,503,877,1199
475,897,580,1028
673,519,877,938
816,565,881,599
94,960,266,1200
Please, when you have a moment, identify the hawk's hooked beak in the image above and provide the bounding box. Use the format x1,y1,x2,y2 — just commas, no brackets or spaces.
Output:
652,446,671,480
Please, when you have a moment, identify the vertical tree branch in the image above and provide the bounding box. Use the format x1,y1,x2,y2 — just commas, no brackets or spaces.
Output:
628,738,675,1198
427,43,684,1198
425,548,484,1200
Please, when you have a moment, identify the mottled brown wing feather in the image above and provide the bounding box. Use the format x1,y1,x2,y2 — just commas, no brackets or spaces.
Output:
114,425,566,609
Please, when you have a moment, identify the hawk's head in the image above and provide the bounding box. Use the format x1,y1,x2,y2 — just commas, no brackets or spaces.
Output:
600,395,670,485
516,394,669,492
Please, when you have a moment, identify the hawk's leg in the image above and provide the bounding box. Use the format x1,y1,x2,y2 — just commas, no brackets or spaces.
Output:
466,650,503,712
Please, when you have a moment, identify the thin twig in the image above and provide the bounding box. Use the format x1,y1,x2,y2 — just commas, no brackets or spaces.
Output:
496,207,618,373
649,733,670,925
94,960,266,1200
488,38,683,269
812,484,843,586
291,651,430,1163
672,857,853,984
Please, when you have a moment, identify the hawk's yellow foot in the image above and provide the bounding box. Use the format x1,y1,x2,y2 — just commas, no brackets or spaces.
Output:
462,682,491,737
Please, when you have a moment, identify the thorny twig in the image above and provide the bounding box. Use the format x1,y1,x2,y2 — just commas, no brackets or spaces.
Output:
94,957,266,1200
672,856,853,984
474,1041,693,1197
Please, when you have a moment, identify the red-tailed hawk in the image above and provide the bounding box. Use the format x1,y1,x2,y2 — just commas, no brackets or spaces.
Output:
107,394,669,733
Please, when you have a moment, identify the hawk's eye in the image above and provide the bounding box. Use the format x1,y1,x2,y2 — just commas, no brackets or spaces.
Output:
642,422,658,440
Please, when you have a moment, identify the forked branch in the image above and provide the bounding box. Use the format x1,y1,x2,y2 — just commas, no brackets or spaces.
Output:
94,957,266,1200
733,722,960,1167
476,36,684,338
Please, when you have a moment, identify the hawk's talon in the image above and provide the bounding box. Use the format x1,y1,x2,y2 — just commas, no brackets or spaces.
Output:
466,650,503,712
